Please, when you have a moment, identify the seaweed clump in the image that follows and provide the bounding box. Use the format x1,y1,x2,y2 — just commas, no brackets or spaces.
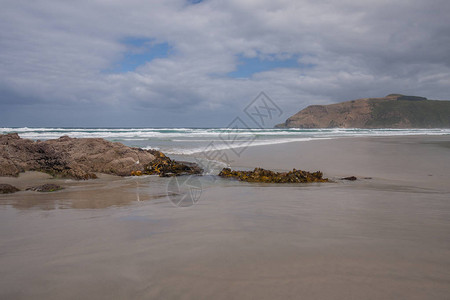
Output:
131,151,203,177
219,167,328,183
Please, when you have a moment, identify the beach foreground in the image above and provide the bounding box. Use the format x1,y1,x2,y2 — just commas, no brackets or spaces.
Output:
1,136,449,299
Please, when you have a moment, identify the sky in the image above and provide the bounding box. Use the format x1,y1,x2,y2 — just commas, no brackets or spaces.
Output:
0,0,449,128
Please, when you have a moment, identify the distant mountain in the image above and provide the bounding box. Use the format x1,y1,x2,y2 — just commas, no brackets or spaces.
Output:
275,94,450,128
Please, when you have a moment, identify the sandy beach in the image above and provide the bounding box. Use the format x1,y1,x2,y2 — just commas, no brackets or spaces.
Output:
1,135,449,299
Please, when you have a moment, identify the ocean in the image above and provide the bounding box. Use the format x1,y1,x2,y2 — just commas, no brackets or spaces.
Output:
2,127,449,156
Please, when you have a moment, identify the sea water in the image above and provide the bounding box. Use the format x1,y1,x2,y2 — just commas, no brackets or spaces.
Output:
2,127,449,156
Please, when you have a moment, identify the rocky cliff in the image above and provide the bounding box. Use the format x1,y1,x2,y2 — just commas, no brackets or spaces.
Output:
276,94,450,128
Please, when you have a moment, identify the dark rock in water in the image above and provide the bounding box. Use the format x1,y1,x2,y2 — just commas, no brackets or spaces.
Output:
27,184,63,192
341,176,357,181
0,133,201,179
219,167,328,183
0,183,20,194
142,155,203,177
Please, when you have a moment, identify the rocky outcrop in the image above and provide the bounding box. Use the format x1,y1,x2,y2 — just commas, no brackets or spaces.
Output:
0,183,20,194
219,167,328,183
276,94,450,128
0,134,202,179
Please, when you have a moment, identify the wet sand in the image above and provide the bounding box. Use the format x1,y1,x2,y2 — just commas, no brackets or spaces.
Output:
1,135,449,299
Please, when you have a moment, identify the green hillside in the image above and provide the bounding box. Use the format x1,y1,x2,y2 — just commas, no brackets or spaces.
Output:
367,100,450,128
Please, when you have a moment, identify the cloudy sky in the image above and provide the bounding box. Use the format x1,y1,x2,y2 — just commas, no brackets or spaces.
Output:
1,0,449,127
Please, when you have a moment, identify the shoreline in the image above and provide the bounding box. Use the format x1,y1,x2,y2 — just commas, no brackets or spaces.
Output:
1,134,449,201
2,134,450,179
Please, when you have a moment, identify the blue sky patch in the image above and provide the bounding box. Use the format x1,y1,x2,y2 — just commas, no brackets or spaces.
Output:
187,0,204,4
111,38,171,73
227,54,313,78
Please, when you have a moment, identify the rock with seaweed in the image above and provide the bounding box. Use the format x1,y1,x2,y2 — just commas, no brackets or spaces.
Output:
0,133,202,179
219,167,328,183
142,156,203,177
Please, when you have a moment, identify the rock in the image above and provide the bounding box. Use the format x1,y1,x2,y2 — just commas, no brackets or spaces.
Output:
0,134,201,179
26,184,63,192
219,167,328,183
0,133,202,179
341,176,357,181
0,183,20,194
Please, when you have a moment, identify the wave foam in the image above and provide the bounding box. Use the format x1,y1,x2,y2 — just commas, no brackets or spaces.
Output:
149,137,330,155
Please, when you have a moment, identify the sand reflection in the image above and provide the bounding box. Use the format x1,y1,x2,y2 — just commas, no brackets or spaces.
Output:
0,172,169,210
